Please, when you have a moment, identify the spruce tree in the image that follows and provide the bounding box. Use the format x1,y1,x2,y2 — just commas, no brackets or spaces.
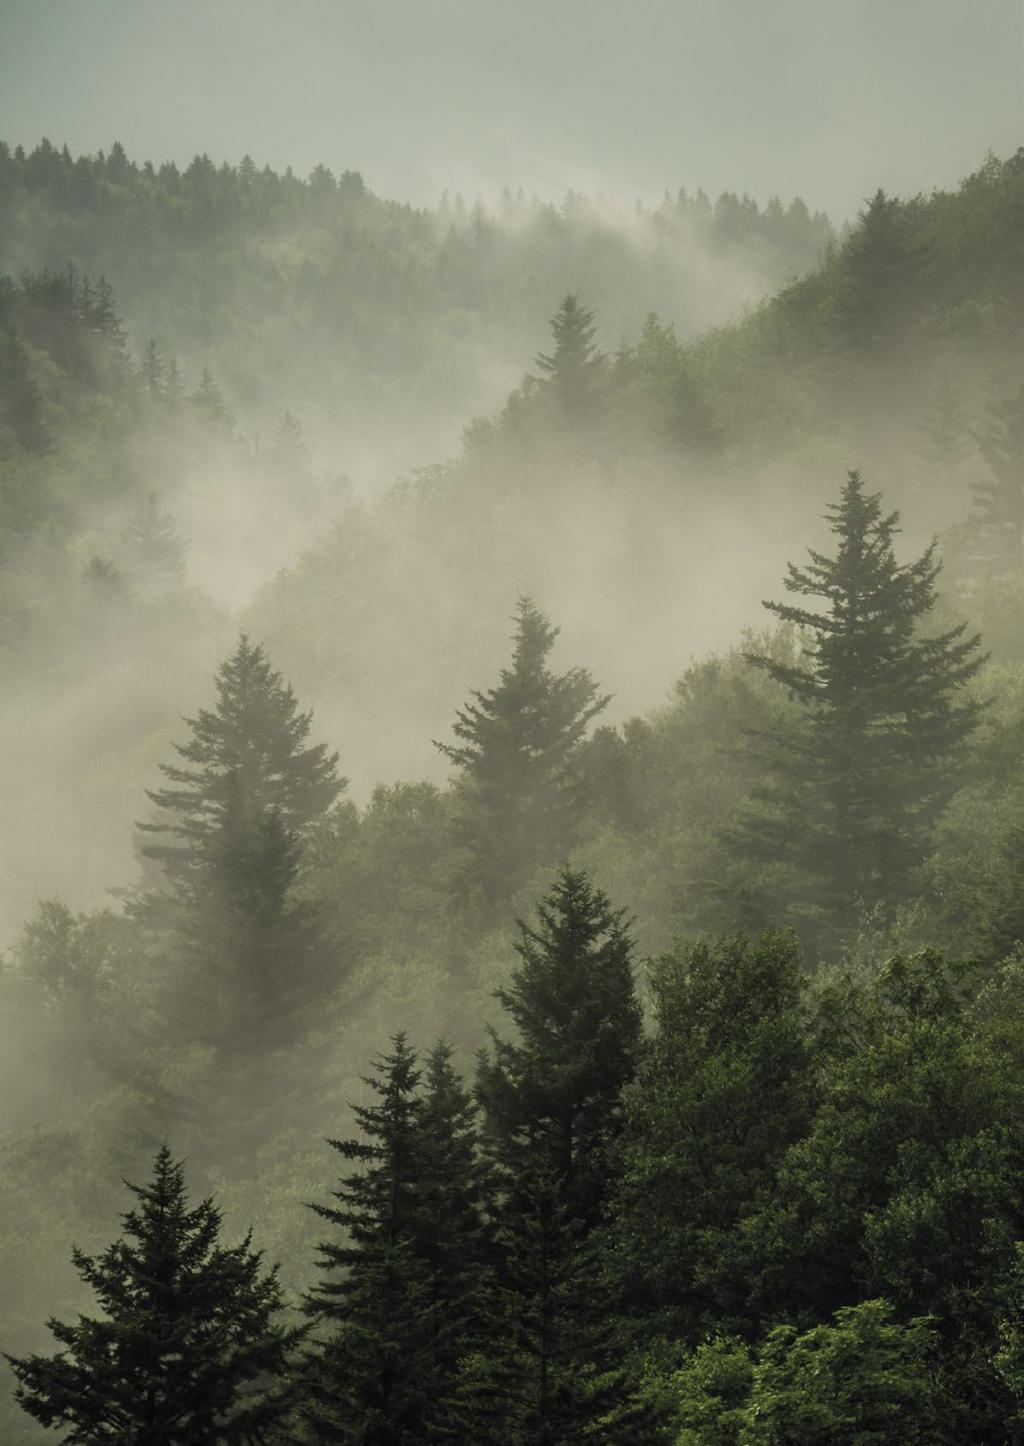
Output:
139,337,165,398
136,636,344,1051
191,365,233,429
121,493,187,590
6,1147,301,1445
534,293,603,418
969,383,1024,575
730,470,985,942
303,1034,443,1444
140,633,343,881
836,190,933,353
436,598,608,907
472,869,652,1443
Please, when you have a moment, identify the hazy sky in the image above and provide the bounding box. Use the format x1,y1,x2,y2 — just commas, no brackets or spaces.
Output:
2,0,1021,220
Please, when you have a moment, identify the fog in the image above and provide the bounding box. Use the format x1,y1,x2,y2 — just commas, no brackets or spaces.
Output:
0,11,1021,1442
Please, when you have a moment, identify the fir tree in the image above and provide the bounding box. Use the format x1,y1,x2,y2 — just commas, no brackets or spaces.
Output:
303,1034,443,1444
730,470,985,942
534,293,604,418
140,634,344,880
836,189,933,353
416,1041,491,1373
6,1147,302,1445
969,383,1024,575
163,357,187,409
139,337,165,398
121,492,187,590
191,365,233,428
136,636,344,1052
471,870,652,1443
478,867,641,1225
436,598,608,907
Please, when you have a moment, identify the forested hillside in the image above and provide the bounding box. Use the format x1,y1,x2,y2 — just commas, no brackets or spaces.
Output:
0,138,833,476
2,141,1024,1442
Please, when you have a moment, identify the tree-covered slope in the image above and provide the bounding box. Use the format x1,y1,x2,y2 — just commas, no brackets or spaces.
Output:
0,137,833,474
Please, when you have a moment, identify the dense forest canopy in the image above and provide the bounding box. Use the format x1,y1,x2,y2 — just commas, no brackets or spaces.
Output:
1,122,1024,1442
0,137,833,482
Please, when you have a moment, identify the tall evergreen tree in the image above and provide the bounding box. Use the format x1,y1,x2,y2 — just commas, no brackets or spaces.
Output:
139,337,165,398
191,365,232,428
140,633,343,881
534,293,604,418
136,636,345,1051
120,492,187,590
436,597,608,907
472,869,652,1443
729,470,985,942
6,1147,301,1445
303,1034,442,1444
969,383,1024,574
836,189,933,353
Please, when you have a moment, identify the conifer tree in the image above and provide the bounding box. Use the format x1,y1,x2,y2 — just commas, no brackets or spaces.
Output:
731,470,984,942
471,869,652,1443
837,190,933,353
191,365,233,429
7,1147,301,1445
141,634,343,880
534,293,604,418
303,1035,443,1443
139,337,165,398
969,383,1024,574
436,598,608,907
416,1041,491,1373
121,492,187,590
136,636,344,1050
163,357,187,409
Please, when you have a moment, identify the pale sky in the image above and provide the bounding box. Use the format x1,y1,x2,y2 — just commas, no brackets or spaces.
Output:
1,0,1022,220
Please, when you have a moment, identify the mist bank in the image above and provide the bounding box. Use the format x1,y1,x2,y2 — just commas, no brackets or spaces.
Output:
0,147,1021,934
0,137,833,485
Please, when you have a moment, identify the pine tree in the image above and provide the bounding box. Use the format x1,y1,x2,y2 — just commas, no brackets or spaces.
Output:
164,358,187,409
139,337,165,398
90,274,124,345
471,869,651,1443
435,598,608,907
303,1034,443,1444
121,493,187,590
6,1147,302,1445
191,365,233,429
136,636,345,1051
730,470,985,941
969,384,1024,575
836,190,933,353
417,1042,491,1373
140,634,344,880
534,293,604,418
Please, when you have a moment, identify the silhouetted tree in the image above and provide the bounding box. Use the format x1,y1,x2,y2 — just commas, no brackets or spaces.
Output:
7,1147,302,1444
436,598,608,907
534,293,604,418
730,471,984,941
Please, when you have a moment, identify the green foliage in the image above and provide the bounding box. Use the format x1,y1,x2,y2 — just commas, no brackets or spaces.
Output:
472,869,653,1442
607,931,815,1341
437,599,608,908
742,1301,947,1445
304,1034,488,1443
968,383,1024,576
730,470,984,947
6,1146,301,1444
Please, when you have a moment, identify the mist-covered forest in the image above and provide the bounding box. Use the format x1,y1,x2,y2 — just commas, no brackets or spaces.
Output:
2,113,1024,1444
